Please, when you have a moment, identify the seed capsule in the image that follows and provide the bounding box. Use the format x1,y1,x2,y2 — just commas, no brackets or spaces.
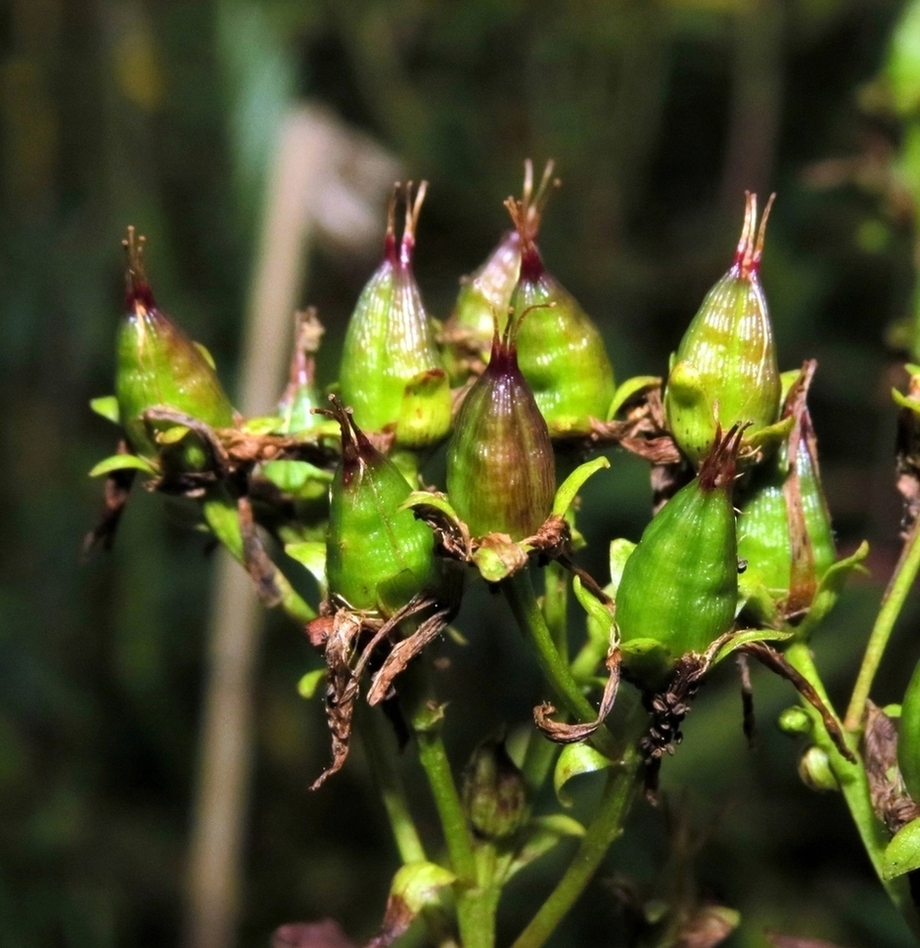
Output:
326,401,438,615
276,309,324,434
339,183,451,451
899,659,920,802
115,227,234,460
442,162,556,384
616,427,742,681
737,364,835,622
446,316,555,540
664,193,781,465
504,166,616,437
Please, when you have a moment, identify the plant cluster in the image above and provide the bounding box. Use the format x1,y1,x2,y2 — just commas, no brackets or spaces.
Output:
89,162,920,947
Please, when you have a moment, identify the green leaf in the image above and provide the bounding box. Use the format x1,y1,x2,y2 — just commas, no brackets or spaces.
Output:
89,395,121,424
389,861,455,913
401,490,462,526
607,375,661,421
710,628,794,666
883,817,920,880
297,669,326,699
798,541,870,639
552,456,610,517
88,453,158,477
504,814,585,882
608,538,637,596
156,424,191,445
285,541,327,598
573,576,615,642
893,387,920,417
262,459,333,495
242,415,284,434
553,743,612,807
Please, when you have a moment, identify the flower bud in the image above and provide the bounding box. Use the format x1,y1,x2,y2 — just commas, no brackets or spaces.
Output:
326,401,438,615
505,171,616,437
115,227,234,460
462,736,529,839
616,427,742,685
339,183,451,451
276,309,324,434
664,193,781,465
446,317,555,540
798,745,839,792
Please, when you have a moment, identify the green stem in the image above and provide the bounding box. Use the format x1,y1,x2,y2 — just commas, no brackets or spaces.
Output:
503,570,618,760
511,748,642,948
403,665,495,948
359,708,427,865
544,560,570,662
786,642,920,939
845,517,920,730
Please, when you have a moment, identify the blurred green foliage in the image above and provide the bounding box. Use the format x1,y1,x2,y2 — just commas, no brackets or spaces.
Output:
3,0,920,945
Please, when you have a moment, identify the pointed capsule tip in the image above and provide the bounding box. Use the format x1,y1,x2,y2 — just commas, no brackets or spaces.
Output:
732,192,776,278
122,225,155,312
698,423,746,493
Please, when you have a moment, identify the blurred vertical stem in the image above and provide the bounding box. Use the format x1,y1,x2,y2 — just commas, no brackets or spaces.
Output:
786,642,920,938
845,516,920,730
511,748,642,948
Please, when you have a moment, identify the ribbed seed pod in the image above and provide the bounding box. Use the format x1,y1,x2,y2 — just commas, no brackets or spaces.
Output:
339,183,451,450
115,228,235,461
737,366,835,619
446,318,555,540
462,737,529,840
900,658,920,802
616,427,742,674
276,309,324,434
326,402,438,615
505,180,616,437
665,193,781,465
442,162,557,384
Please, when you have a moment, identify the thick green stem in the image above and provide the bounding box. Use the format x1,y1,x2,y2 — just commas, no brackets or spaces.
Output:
503,570,618,760
787,642,920,938
845,517,920,730
359,709,427,865
511,748,642,948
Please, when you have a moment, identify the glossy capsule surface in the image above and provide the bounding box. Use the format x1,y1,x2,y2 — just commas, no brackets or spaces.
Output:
616,429,741,663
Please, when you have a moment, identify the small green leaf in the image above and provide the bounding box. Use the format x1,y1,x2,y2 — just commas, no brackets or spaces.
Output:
553,743,612,807
297,669,326,699
263,459,333,495
504,814,585,881
552,456,610,517
608,538,637,596
710,628,793,666
894,387,920,417
607,375,661,421
88,453,158,477
285,541,327,598
883,817,920,880
798,540,870,639
156,424,191,445
90,395,121,424
401,490,462,525
389,861,456,913
573,576,615,641
242,415,284,434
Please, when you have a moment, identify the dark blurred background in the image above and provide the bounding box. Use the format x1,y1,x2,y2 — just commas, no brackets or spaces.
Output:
3,1,920,946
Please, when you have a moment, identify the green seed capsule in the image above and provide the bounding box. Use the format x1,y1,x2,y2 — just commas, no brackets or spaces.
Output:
115,228,234,460
616,427,742,682
664,193,781,465
276,309,324,434
339,183,451,451
504,172,616,437
442,162,557,384
446,318,555,540
737,365,835,621
899,659,920,802
326,402,438,616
